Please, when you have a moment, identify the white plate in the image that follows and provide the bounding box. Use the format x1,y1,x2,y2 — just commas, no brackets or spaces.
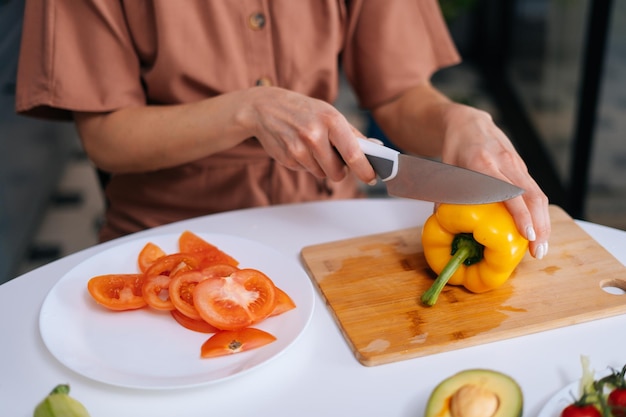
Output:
538,372,610,417
39,232,315,389
537,379,581,417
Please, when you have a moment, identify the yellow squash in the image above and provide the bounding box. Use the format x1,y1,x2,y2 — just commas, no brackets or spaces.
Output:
34,384,91,417
420,202,529,306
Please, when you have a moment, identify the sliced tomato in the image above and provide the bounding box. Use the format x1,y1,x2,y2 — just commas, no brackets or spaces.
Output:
169,271,205,320
170,309,219,333
200,328,276,358
144,253,200,279
169,265,241,320
178,230,239,268
193,268,277,330
142,274,174,310
87,274,146,311
268,287,296,317
137,242,166,273
201,263,240,279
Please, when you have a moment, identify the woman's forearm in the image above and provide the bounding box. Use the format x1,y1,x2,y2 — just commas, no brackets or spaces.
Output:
75,86,377,184
74,89,256,173
370,82,453,157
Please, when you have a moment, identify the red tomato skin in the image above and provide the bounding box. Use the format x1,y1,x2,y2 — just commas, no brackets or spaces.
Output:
561,404,601,417
170,309,219,333
169,271,205,320
178,231,239,268
609,388,626,417
87,274,146,311
137,242,166,273
200,328,276,358
142,274,174,311
201,264,239,279
268,287,296,317
144,253,200,279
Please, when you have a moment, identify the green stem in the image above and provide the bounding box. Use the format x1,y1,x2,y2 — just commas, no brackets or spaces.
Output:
50,384,70,395
421,234,484,307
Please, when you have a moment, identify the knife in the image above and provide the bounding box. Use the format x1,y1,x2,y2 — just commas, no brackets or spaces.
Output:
358,138,524,204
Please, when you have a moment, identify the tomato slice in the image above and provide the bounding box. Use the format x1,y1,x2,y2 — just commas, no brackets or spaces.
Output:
87,274,146,311
268,287,296,317
144,253,200,279
200,328,276,358
193,268,277,330
178,231,239,268
142,274,174,310
137,242,166,273
169,271,204,320
169,265,241,320
201,263,240,279
170,309,219,333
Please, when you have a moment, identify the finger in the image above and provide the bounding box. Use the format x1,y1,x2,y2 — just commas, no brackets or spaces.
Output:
331,133,377,185
523,188,551,259
295,150,327,178
262,132,327,178
463,154,551,260
309,134,350,182
504,195,535,241
503,180,551,259
464,148,551,259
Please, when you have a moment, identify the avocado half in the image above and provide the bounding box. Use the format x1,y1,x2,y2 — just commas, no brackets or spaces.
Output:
424,369,523,417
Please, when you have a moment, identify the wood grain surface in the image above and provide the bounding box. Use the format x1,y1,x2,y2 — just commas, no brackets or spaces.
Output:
300,205,626,366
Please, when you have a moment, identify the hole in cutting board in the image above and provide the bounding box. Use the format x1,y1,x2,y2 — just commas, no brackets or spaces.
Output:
600,279,626,295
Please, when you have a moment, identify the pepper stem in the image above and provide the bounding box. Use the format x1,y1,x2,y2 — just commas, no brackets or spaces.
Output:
50,384,70,395
421,234,484,307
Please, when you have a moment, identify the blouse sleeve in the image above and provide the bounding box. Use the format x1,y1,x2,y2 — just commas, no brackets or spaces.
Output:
15,0,145,120
342,0,461,110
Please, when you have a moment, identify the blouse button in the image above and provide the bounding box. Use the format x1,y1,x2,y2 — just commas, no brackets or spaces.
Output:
248,12,266,30
255,77,272,86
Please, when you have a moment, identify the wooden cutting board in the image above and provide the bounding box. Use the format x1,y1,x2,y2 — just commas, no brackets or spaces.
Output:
300,205,626,366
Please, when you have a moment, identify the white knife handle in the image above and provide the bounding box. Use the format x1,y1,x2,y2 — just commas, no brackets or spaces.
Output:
358,138,399,181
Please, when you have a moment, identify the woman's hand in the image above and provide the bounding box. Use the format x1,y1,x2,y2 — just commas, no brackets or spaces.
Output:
75,86,377,186
440,104,550,260
371,83,550,260
241,86,376,184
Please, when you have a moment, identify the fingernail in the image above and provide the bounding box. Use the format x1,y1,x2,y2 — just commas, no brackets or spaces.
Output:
368,178,377,186
525,225,536,242
535,242,548,260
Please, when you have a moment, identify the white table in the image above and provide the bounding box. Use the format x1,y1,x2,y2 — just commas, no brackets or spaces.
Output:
2,199,625,417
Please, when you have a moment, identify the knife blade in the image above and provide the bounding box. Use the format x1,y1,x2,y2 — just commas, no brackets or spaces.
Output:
358,138,524,204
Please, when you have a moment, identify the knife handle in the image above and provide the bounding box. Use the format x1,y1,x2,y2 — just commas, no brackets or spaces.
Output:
358,138,399,181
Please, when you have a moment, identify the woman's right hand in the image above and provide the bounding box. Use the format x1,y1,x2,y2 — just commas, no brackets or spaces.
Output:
241,86,376,184
74,86,376,185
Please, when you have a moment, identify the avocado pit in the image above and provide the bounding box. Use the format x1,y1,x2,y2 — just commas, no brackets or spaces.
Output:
450,384,499,417
424,369,523,417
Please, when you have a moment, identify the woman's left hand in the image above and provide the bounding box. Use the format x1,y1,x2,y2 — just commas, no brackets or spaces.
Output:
439,104,550,260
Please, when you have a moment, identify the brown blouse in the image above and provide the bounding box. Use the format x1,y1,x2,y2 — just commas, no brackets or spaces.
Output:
16,0,460,241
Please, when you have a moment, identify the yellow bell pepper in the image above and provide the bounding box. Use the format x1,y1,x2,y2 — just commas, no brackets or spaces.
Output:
420,202,529,306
